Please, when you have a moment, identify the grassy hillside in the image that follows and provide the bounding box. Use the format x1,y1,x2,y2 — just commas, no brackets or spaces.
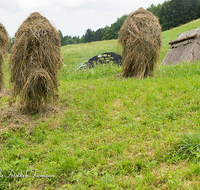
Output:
1,19,200,189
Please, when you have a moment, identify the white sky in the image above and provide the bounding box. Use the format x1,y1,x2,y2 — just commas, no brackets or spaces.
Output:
0,0,165,37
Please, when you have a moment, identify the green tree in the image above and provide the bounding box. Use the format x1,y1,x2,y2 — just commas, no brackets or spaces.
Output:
58,30,64,45
93,28,104,41
80,35,85,43
85,29,94,43
102,15,128,40
148,0,200,31
102,27,115,40
9,37,15,53
147,3,162,17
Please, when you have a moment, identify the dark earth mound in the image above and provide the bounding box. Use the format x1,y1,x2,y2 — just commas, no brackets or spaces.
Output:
77,52,122,70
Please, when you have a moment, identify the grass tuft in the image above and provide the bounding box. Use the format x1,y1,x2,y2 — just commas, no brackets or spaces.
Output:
172,132,200,161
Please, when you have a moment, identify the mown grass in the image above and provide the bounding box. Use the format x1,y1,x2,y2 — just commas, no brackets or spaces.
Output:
1,19,200,189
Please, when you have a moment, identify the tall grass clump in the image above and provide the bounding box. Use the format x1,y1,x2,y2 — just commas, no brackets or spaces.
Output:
118,7,162,79
10,12,61,113
0,23,9,91
173,132,200,161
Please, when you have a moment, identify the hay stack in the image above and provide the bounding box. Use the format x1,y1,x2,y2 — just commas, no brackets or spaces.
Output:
0,23,9,91
118,7,162,79
10,12,61,113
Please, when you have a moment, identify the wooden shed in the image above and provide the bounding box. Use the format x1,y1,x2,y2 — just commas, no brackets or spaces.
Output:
161,27,200,66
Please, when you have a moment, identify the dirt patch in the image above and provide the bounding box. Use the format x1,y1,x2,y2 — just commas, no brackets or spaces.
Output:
0,89,64,132
152,162,187,188
157,162,186,176
0,88,11,97
109,100,124,119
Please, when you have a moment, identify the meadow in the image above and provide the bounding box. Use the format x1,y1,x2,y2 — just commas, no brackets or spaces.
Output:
1,19,200,189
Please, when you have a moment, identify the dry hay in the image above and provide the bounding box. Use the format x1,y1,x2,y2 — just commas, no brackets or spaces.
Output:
0,89,64,133
0,23,9,91
10,12,61,114
0,90,63,133
118,7,162,79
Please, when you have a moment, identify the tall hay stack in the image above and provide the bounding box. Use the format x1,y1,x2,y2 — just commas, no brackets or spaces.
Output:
0,23,9,91
118,7,162,79
10,12,61,113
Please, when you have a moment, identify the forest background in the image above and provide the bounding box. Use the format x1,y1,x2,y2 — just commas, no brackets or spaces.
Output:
9,0,200,47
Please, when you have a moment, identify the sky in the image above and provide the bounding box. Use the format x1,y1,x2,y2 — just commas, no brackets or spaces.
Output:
0,0,165,37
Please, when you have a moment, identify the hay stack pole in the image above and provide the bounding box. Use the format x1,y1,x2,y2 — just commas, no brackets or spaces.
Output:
118,7,162,79
10,12,61,113
0,23,9,91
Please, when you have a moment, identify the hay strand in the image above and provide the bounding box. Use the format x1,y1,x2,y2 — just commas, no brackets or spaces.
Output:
118,7,162,79
10,12,61,113
0,23,9,91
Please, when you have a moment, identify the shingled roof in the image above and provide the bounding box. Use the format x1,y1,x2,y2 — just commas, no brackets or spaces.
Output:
161,27,200,66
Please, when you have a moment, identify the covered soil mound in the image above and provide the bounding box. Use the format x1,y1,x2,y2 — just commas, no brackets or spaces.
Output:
77,52,122,70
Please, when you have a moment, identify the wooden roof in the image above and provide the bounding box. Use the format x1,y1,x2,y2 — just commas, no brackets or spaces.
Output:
161,27,200,66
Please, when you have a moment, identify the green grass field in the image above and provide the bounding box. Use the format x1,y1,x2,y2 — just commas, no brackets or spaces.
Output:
1,19,200,189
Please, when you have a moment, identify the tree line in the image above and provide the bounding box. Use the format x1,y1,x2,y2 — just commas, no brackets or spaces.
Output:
9,0,200,48
58,15,128,46
60,0,200,46
147,0,200,31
